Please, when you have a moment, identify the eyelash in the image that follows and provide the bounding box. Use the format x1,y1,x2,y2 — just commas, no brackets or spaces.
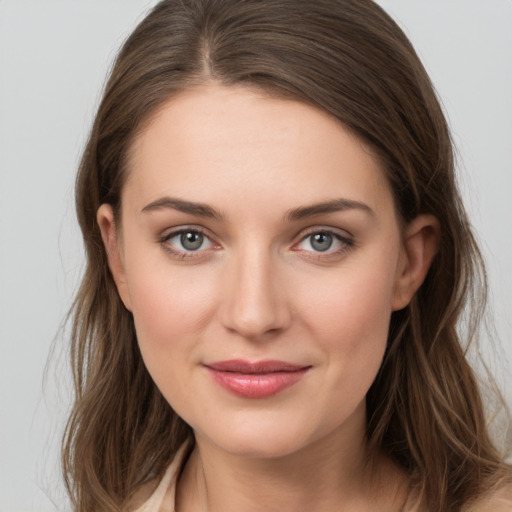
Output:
160,227,217,260
292,228,355,260
159,227,355,261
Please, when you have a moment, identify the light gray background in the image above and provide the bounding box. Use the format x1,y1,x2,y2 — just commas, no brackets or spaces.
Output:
0,1,511,510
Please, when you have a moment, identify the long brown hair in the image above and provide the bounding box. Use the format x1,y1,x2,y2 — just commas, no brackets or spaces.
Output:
63,0,511,510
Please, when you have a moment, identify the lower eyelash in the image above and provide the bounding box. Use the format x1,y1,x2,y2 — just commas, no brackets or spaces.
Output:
158,228,354,261
297,231,356,260
159,228,209,259
161,244,195,260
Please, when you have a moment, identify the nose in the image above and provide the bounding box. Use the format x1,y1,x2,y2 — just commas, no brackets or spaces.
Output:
220,247,291,340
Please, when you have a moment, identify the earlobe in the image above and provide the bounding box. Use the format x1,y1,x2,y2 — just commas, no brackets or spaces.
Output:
392,214,440,311
96,204,132,311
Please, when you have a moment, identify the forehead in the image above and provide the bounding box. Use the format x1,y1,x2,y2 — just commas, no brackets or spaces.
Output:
123,83,394,218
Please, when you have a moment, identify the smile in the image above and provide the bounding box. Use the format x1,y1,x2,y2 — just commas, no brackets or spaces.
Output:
203,360,311,399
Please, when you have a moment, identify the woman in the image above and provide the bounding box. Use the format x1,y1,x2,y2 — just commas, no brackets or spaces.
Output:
63,0,512,510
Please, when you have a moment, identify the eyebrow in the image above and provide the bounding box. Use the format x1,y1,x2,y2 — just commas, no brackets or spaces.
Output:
141,197,223,219
141,196,374,221
285,198,375,221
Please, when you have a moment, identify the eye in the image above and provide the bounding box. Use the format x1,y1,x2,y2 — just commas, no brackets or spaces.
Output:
294,229,353,255
177,230,209,251
161,228,215,256
305,232,335,252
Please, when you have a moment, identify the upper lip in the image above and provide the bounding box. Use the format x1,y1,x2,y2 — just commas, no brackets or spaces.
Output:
204,359,310,374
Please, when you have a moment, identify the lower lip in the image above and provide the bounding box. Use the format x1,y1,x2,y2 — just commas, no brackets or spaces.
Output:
206,367,309,399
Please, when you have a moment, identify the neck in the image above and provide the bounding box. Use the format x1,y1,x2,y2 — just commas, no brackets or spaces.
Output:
175,406,408,512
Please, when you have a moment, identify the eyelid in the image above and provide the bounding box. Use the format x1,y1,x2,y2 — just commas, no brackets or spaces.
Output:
159,225,220,259
291,226,355,257
158,224,354,260
297,225,353,240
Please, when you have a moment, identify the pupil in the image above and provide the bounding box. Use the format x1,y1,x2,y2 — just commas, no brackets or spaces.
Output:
311,232,332,252
181,231,203,250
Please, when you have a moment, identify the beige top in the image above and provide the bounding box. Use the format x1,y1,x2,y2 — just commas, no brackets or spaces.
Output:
134,443,191,512
134,443,512,512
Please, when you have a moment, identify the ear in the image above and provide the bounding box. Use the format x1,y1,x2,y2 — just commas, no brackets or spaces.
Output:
392,214,440,311
97,204,132,311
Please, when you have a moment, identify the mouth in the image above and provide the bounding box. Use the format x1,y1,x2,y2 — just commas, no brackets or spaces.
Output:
203,359,311,399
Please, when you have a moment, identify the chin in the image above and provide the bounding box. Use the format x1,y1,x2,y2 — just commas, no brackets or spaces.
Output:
211,432,312,460
191,409,339,461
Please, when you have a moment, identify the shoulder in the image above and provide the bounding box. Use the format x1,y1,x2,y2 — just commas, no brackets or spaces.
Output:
404,481,512,512
464,483,512,512
128,479,161,511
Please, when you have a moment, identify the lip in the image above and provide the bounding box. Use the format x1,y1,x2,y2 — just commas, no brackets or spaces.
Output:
203,359,311,399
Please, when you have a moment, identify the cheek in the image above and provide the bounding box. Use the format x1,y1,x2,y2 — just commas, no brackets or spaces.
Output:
125,258,217,365
303,256,396,341
126,265,220,415
298,256,397,393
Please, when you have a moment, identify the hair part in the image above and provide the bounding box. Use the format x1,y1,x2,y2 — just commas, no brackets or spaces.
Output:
64,1,511,510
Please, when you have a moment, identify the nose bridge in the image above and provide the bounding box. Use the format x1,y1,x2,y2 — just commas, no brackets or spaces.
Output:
221,241,289,339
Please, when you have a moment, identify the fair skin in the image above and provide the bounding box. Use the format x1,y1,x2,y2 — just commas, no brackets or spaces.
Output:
98,83,439,511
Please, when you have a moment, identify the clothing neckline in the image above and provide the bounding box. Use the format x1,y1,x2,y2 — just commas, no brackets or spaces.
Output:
134,441,192,512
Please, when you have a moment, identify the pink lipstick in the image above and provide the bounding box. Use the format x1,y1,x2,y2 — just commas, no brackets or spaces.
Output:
204,360,310,398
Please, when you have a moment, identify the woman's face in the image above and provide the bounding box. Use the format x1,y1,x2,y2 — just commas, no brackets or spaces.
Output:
99,83,434,458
